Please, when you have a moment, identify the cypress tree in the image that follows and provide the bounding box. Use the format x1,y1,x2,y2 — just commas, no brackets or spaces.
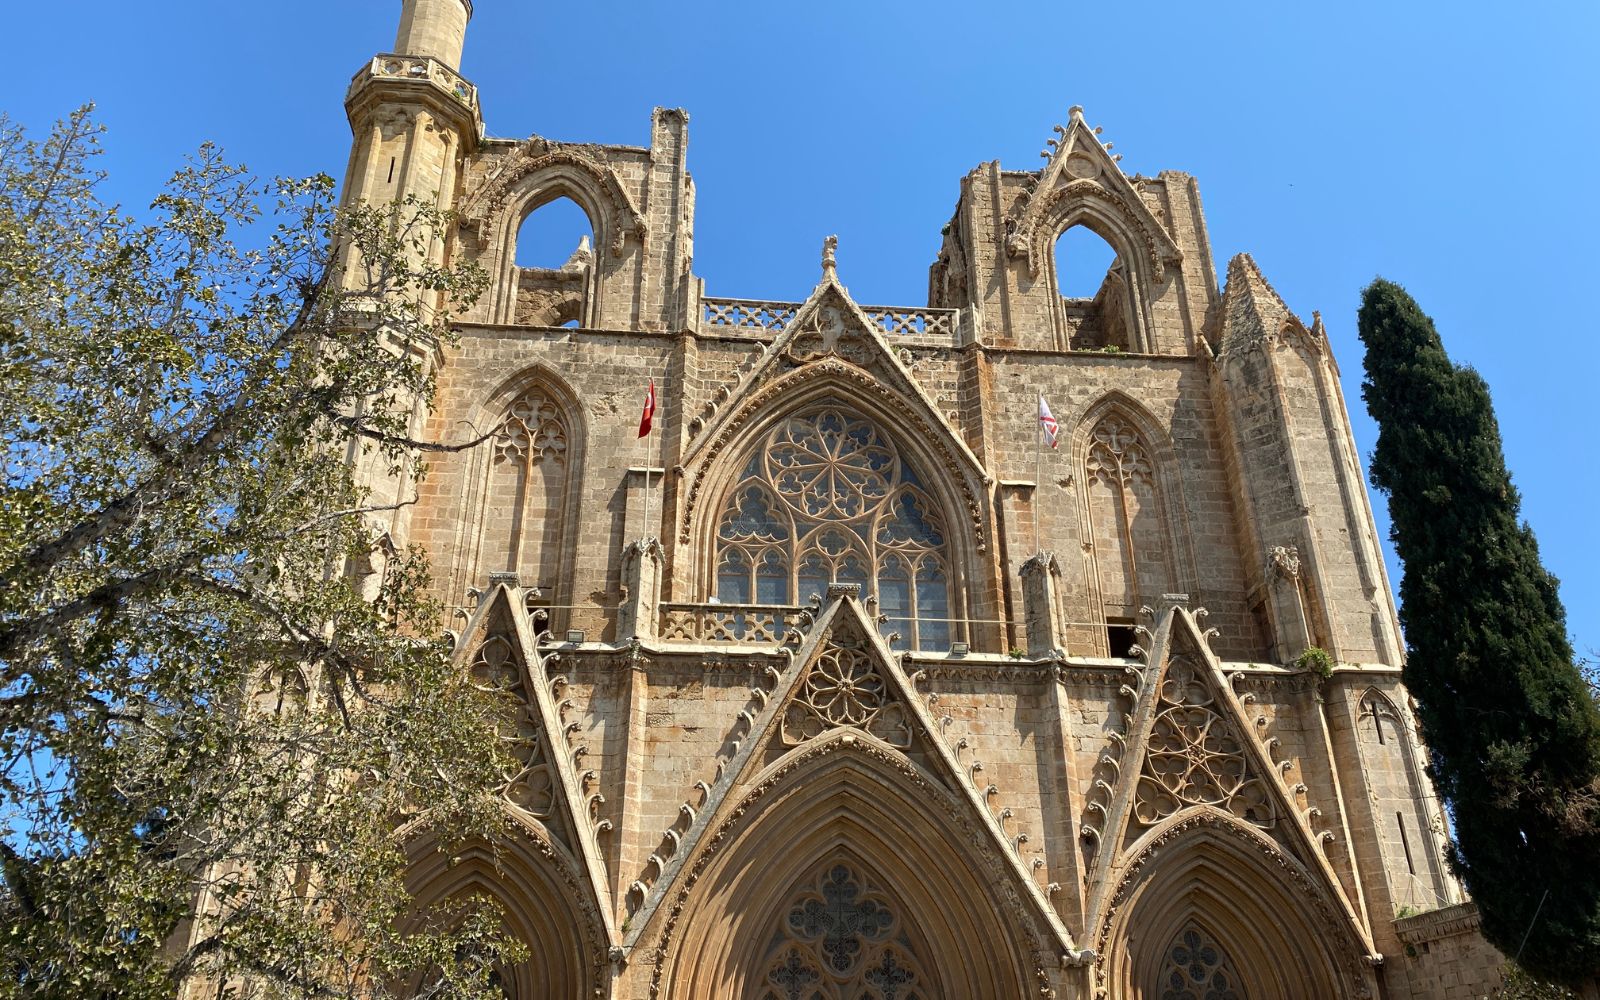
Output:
1359,279,1600,984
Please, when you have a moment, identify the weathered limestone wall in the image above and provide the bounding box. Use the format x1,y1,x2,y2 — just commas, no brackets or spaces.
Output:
1386,903,1510,1000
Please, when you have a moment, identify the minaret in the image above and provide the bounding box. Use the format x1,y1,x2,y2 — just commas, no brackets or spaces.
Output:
340,0,480,236
336,0,482,556
394,0,473,69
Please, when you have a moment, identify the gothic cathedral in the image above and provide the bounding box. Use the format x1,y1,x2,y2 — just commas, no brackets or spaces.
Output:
343,2,1511,996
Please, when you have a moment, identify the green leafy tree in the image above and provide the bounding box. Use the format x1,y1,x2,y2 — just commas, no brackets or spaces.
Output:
1359,279,1600,984
0,107,518,998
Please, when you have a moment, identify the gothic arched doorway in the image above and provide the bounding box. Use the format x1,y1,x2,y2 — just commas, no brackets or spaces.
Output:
655,738,1045,999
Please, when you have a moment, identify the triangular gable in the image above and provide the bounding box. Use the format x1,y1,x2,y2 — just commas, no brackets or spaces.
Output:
1005,107,1183,281
1082,605,1374,955
677,268,991,549
620,590,1078,960
452,582,620,948
1215,252,1326,358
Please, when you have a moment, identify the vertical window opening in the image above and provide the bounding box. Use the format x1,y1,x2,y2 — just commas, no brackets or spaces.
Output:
387,156,396,184
514,196,595,328
515,196,594,269
1107,617,1138,658
1397,811,1416,875
1054,225,1132,351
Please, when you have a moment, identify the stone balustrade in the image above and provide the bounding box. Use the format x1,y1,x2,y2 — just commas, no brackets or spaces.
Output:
349,54,479,112
659,602,807,645
700,297,958,343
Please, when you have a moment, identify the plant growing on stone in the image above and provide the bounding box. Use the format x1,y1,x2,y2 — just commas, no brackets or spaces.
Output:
1293,646,1334,680
1359,278,1600,986
0,107,515,998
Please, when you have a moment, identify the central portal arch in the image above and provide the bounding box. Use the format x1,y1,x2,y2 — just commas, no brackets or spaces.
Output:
656,739,1044,999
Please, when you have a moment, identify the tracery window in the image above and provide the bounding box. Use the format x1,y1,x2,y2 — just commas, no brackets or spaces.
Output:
714,407,953,651
1083,410,1175,644
754,864,930,1000
482,387,570,594
1158,925,1244,1000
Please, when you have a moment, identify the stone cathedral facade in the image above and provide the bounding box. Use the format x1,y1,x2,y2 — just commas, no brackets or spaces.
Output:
343,2,1515,997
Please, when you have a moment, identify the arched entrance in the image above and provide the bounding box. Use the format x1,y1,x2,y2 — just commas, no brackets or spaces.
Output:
1096,811,1366,999
656,735,1045,999
399,819,606,998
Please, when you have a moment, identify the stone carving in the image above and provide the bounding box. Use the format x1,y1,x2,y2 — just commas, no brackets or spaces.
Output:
1268,543,1301,581
755,863,928,1000
494,389,568,467
460,144,645,255
1133,656,1275,829
787,303,876,367
1086,415,1153,489
468,633,555,820
1159,925,1243,1000
782,632,913,748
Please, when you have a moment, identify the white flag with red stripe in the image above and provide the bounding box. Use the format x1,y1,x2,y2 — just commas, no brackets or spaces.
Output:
1038,394,1059,449
638,379,656,438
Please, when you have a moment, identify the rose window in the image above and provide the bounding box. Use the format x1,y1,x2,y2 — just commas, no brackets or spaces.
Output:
714,406,953,651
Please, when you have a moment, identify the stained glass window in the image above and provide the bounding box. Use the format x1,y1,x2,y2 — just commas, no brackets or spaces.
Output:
755,864,929,1000
1158,925,1244,1000
714,407,954,650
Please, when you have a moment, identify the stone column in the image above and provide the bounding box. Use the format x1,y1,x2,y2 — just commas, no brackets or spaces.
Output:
618,539,664,641
1020,551,1065,658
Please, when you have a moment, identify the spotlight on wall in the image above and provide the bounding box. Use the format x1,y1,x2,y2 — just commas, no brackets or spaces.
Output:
949,642,970,657
565,630,586,645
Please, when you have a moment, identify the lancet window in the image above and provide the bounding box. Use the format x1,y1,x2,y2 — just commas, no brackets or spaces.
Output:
481,387,570,597
714,407,953,651
1083,410,1175,644
755,864,930,1000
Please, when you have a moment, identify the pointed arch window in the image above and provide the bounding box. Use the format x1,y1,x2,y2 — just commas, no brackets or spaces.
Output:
713,407,954,651
482,387,571,600
1083,410,1177,651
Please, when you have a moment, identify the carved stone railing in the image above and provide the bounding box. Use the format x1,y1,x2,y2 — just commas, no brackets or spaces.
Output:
700,297,959,342
859,305,957,338
700,298,799,333
349,54,479,113
659,603,806,645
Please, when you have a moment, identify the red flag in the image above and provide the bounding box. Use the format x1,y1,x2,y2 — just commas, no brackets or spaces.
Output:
638,379,656,438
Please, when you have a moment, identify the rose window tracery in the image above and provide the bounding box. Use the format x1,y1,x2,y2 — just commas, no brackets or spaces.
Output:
754,864,929,1000
1133,658,1274,828
1158,925,1244,1000
781,632,911,748
714,405,953,650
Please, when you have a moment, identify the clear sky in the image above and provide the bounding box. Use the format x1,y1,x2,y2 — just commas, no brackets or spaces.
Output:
10,0,1597,659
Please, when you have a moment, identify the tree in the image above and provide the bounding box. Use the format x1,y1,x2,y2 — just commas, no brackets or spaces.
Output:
0,107,519,998
1359,278,1600,984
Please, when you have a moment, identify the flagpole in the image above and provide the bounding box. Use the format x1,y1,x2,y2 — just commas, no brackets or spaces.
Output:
643,383,655,541
1034,400,1044,555
648,375,662,540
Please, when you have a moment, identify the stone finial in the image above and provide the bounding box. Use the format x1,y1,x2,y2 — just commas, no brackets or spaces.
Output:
821,235,838,279
1069,105,1085,123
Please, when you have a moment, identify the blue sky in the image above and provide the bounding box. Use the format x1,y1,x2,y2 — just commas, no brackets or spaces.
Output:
11,0,1596,658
